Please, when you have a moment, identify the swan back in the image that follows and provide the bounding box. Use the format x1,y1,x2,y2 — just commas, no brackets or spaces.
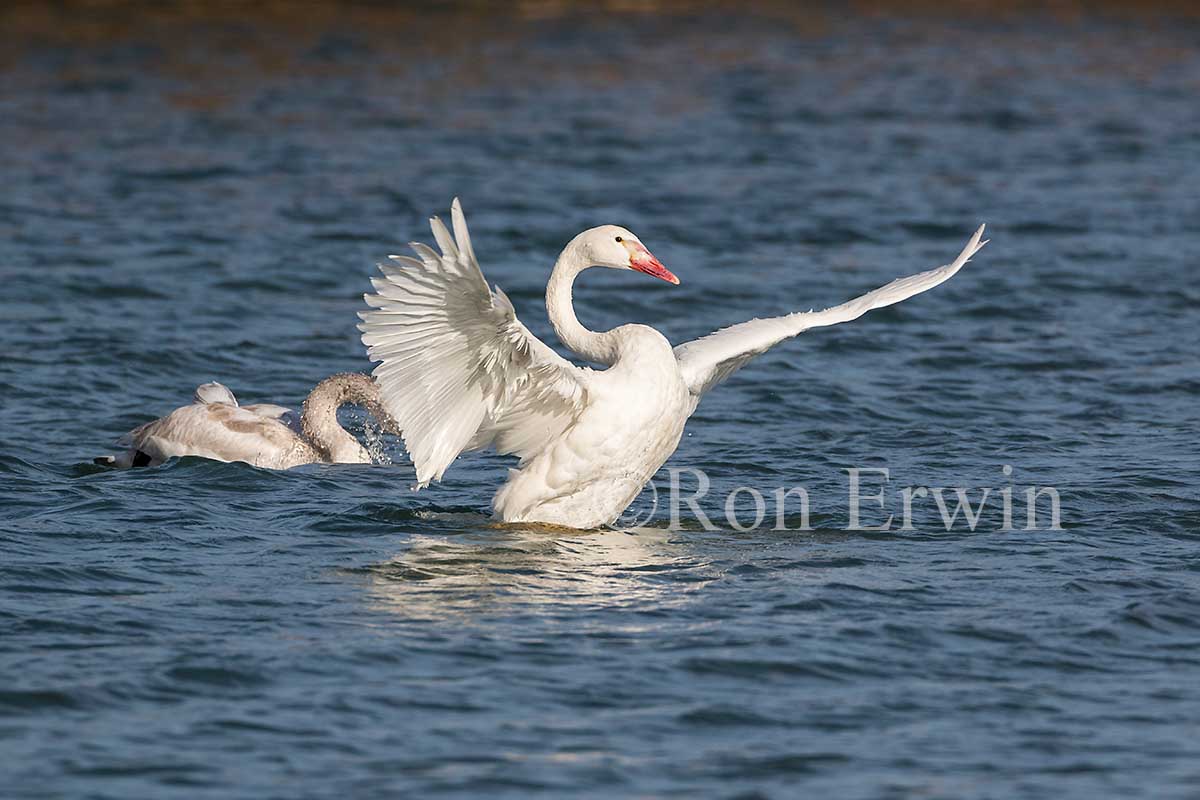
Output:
243,403,303,434
119,402,316,468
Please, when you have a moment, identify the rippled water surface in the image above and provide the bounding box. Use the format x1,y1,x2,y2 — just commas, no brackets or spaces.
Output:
2,4,1200,797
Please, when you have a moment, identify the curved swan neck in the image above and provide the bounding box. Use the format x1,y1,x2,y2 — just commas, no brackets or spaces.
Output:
546,241,617,365
300,373,394,462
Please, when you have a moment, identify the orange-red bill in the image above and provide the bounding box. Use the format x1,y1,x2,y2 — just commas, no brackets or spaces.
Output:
630,249,679,285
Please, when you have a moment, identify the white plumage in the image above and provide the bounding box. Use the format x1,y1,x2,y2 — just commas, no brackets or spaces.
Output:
673,229,987,401
361,208,587,486
361,199,986,529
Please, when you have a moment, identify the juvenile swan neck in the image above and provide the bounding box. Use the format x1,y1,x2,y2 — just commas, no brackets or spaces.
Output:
300,373,393,463
545,243,617,365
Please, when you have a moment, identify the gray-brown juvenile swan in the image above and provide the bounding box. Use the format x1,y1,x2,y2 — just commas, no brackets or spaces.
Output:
95,373,391,469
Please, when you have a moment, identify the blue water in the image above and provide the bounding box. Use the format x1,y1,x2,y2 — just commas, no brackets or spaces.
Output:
2,5,1200,797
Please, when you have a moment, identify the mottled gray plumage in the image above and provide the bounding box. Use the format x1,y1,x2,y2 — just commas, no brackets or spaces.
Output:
97,374,394,469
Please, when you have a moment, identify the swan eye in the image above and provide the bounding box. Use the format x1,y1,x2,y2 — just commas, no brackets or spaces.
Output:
615,236,623,243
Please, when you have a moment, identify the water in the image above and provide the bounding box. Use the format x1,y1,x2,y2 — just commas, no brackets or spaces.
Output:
2,5,1199,797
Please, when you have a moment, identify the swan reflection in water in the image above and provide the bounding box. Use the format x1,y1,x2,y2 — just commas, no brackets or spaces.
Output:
347,503,908,625
352,516,718,620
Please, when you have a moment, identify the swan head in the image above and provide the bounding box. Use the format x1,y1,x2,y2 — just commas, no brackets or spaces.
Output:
575,225,678,285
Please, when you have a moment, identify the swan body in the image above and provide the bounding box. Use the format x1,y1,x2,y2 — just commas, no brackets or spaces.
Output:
361,200,987,529
490,323,691,526
97,373,388,469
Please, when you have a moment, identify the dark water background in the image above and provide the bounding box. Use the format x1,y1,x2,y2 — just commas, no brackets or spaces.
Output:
2,3,1199,797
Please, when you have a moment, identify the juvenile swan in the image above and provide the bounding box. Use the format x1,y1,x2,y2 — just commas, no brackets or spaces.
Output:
96,373,391,469
360,199,987,530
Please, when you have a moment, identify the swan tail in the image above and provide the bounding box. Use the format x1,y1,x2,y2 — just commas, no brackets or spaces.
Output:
93,449,153,468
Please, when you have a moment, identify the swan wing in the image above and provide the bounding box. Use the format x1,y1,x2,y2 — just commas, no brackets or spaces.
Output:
193,382,238,406
359,198,588,487
243,403,302,434
674,225,986,399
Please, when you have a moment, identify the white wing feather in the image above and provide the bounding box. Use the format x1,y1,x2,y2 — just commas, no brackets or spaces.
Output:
358,198,588,486
674,225,987,398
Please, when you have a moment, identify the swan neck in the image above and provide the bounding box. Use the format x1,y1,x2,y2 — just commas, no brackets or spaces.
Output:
546,244,616,365
300,373,393,462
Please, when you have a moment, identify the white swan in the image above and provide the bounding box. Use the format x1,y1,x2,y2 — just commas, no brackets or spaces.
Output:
361,200,986,529
96,373,392,469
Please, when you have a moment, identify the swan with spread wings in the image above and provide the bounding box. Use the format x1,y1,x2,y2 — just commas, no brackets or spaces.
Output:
360,200,986,529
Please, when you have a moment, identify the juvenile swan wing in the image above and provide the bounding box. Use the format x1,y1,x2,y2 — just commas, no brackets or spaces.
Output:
674,225,987,400
359,199,588,486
